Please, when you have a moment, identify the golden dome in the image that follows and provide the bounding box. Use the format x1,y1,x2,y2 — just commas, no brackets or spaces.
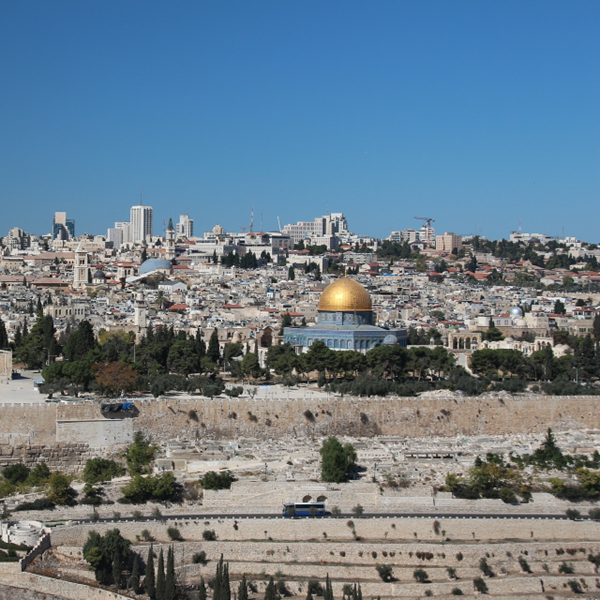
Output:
318,277,373,312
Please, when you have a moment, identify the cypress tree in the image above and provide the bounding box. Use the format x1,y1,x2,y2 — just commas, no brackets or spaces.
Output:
324,575,334,600
264,577,278,600
238,575,248,600
198,577,207,600
0,318,8,349
156,548,166,600
112,554,123,589
165,546,176,600
305,590,314,600
207,328,220,363
129,554,140,592
145,545,156,600
222,561,230,600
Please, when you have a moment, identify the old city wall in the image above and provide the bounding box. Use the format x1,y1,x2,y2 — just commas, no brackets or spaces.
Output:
0,394,599,458
131,393,600,441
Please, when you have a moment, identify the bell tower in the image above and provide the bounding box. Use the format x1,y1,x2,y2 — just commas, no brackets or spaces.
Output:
73,242,89,290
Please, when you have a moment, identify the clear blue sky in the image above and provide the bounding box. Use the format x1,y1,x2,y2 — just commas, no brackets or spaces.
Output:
1,1,598,242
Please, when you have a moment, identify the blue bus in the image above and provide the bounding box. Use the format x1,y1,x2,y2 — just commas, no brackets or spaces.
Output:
282,502,326,517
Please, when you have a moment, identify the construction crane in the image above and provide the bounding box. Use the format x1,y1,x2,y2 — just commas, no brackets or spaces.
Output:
414,216,435,248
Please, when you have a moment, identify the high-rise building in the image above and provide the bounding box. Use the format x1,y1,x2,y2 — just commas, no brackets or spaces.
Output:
114,221,132,245
107,228,123,249
53,211,75,240
435,232,462,253
176,214,194,239
130,205,153,243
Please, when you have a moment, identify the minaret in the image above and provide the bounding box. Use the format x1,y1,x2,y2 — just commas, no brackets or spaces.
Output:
72,241,89,290
165,217,175,261
134,291,147,329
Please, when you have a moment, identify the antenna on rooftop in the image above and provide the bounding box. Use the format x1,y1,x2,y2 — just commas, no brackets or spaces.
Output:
250,201,254,233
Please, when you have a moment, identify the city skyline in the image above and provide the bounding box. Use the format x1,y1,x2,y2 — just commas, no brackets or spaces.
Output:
1,1,598,242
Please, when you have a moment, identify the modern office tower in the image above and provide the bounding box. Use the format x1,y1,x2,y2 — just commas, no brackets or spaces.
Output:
130,205,153,243
53,211,75,240
176,214,194,239
107,228,123,249
435,232,462,253
114,221,132,245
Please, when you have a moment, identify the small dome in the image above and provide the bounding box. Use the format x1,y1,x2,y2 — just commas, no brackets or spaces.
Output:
318,277,372,312
382,334,398,346
510,306,524,317
139,258,172,275
93,269,106,280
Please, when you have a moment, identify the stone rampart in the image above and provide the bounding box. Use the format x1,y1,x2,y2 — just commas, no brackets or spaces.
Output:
0,393,599,454
132,393,600,441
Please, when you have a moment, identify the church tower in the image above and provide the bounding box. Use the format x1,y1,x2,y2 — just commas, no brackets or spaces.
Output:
165,217,175,261
73,242,89,290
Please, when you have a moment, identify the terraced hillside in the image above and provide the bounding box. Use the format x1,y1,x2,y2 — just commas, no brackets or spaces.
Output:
33,515,600,599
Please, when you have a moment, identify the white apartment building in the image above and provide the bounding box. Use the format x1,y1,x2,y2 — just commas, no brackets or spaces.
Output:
130,205,153,243
436,232,462,253
282,213,348,246
107,228,124,249
177,214,194,239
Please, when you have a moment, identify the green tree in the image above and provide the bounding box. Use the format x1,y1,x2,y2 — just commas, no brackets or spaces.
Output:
320,437,356,483
207,328,221,364
167,340,198,374
264,577,279,600
198,577,207,600
241,353,262,378
63,320,96,361
126,432,157,475
288,265,295,280
129,554,140,592
0,317,8,349
165,546,176,600
238,575,248,600
83,458,125,484
145,545,156,599
46,472,74,505
83,528,131,585
156,548,165,600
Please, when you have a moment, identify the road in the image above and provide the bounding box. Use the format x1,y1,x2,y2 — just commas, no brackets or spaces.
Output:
70,510,589,525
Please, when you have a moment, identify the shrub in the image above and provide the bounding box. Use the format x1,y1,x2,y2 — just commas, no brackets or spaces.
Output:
446,567,457,579
479,558,494,577
451,588,464,595
3,464,30,485
83,458,125,484
141,529,153,542
413,569,429,583
567,579,583,593
14,498,54,512
200,471,235,490
566,508,581,520
193,551,207,564
352,504,364,517
456,552,463,561
473,577,488,594
132,510,143,520
376,565,394,582
559,561,574,574
518,556,532,573
167,526,182,541
589,507,600,521
202,529,217,541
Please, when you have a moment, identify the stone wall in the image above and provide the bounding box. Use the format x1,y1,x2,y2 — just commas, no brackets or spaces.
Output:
132,393,600,441
50,515,600,547
0,393,599,454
